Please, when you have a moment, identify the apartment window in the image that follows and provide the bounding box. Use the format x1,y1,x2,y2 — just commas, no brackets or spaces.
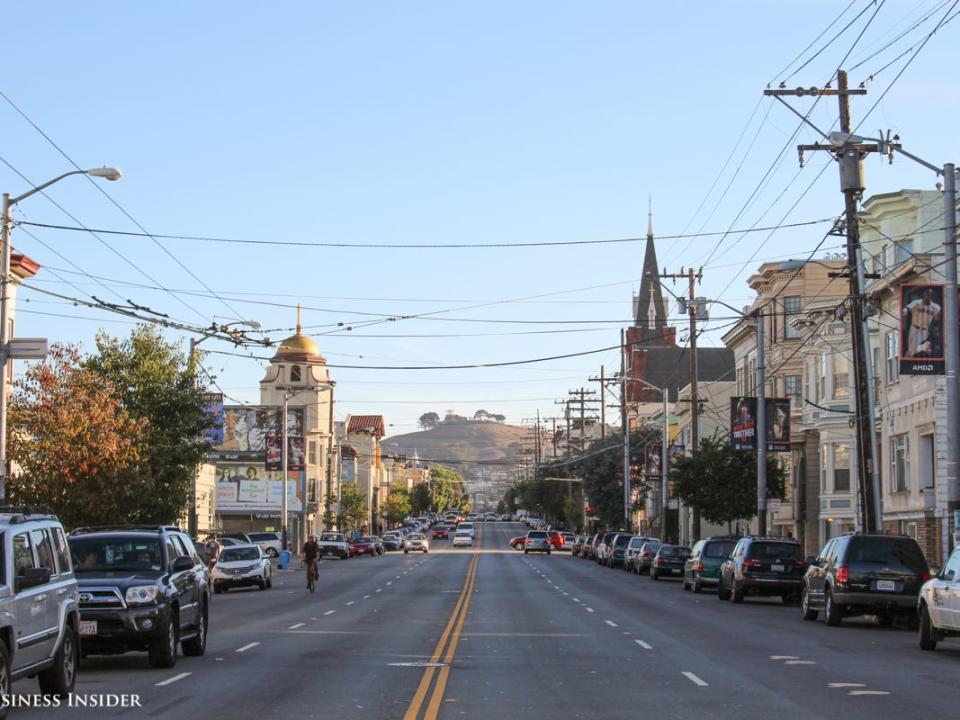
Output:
890,435,910,492
784,375,801,401
748,357,757,394
894,239,913,265
819,353,827,400
783,296,801,339
885,331,899,383
820,445,828,492
833,443,851,492
832,353,850,399
308,440,317,466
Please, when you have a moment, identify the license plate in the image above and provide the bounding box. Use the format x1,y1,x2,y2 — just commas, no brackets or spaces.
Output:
80,620,97,636
876,580,895,591
771,564,785,572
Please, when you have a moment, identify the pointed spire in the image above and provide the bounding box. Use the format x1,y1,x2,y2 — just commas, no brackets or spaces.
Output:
296,303,302,335
647,194,653,239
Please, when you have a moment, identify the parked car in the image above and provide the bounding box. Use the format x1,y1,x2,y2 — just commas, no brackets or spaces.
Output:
547,530,565,550
918,546,960,650
382,533,403,552
432,526,450,539
523,530,552,554
245,531,282,558
582,533,600,560
349,536,379,558
634,540,662,575
69,524,209,668
801,532,929,626
684,536,739,593
559,532,576,550
606,533,635,568
211,544,272,593
571,535,586,557
594,532,617,565
650,544,691,580
623,536,646,572
452,531,473,547
318,532,350,560
0,509,80,700
404,533,430,554
717,537,806,603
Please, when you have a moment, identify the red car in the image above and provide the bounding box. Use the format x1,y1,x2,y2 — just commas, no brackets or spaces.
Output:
547,531,565,550
432,526,450,539
349,537,378,557
509,536,526,550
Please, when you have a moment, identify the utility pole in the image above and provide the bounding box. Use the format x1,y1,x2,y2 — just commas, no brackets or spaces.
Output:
756,311,767,536
599,366,606,437
765,70,882,532
663,267,702,538
621,328,631,532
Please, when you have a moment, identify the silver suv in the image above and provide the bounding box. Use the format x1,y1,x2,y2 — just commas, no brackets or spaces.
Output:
0,508,80,707
523,530,552,554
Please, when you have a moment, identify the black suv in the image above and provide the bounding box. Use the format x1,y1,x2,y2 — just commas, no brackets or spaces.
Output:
717,537,806,604
606,533,635,568
800,532,930,626
68,525,210,668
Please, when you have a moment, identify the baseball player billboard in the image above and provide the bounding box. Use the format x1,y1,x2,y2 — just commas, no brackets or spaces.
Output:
900,284,944,375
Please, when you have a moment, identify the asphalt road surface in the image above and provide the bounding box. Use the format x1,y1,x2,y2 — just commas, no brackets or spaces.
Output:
13,523,959,719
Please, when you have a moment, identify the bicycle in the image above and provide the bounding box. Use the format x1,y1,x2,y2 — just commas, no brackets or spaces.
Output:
306,558,318,593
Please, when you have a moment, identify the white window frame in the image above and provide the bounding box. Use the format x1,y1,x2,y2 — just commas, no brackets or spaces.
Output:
885,331,899,384
890,434,910,493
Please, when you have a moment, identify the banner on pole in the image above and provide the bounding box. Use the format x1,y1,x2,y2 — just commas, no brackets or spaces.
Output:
900,284,944,375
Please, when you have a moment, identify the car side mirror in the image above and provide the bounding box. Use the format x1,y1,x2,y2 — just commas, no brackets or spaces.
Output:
805,556,818,565
16,566,51,592
172,556,195,573
928,566,941,578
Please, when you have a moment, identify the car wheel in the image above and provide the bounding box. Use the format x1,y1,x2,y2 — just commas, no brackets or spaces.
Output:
258,577,267,590
214,584,222,595
781,593,797,606
731,583,745,604
801,588,818,621
717,578,730,601
524,550,528,555
266,576,272,588
919,604,939,651
692,576,703,594
423,549,428,554
267,547,279,558
404,550,409,554
38,623,77,696
876,613,894,627
650,570,659,581
824,588,843,626
0,640,11,720
182,604,207,656
149,616,179,669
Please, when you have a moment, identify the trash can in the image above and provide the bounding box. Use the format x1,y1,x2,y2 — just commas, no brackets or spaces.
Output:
278,549,291,570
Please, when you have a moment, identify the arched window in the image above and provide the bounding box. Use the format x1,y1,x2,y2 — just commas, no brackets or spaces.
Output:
290,365,302,382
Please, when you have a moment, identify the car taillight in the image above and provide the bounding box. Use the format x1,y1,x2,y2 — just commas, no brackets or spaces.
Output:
742,558,761,568
795,561,808,571
525,538,533,544
922,570,931,582
642,551,653,558
655,558,666,565
694,562,703,572
835,566,848,585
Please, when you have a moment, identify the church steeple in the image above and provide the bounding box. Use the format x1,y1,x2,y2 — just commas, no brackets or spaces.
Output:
632,197,673,345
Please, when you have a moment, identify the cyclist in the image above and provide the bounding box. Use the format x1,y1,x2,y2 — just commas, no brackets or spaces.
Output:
302,535,320,591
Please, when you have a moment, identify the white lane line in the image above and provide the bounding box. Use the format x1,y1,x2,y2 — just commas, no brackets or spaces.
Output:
848,690,890,696
386,581,393,586
635,640,652,650
785,660,816,665
585,607,595,613
376,589,383,593
395,575,401,579
236,642,260,653
288,623,305,630
155,672,191,687
572,597,580,602
682,672,708,687
346,601,355,606
324,610,335,616
770,655,799,660
829,683,866,688
562,592,569,596
604,620,618,628
363,594,371,599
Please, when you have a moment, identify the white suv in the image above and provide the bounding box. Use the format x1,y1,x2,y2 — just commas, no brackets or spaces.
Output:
456,522,475,539
0,509,80,704
919,546,960,651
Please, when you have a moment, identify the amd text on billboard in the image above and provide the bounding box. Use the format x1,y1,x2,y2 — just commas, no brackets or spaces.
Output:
730,397,791,452
900,284,944,376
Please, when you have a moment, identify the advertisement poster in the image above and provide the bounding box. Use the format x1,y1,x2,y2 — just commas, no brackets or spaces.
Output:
208,406,274,459
201,393,224,446
214,463,303,513
265,408,305,471
765,398,791,452
900,284,944,375
644,443,662,479
731,396,758,451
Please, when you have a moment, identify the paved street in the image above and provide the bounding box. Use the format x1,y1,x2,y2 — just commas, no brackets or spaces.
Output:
17,523,958,720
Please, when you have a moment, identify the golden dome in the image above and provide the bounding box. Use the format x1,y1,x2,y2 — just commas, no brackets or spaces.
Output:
276,332,320,357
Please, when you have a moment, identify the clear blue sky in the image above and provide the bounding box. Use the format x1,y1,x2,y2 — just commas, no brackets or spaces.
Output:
2,1,957,434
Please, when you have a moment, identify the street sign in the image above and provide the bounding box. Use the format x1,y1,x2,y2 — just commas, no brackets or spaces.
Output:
668,499,678,510
6,337,48,359
767,499,781,515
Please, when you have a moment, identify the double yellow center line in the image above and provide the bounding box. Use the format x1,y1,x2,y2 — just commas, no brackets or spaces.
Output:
403,547,479,720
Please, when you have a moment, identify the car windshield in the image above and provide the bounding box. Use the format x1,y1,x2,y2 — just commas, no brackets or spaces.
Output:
748,542,801,560
456,532,470,537
320,533,344,542
660,546,690,558
615,536,633,547
528,531,547,539
69,536,164,573
848,537,928,573
408,534,424,540
642,543,661,553
359,537,376,543
247,533,276,542
704,541,737,558
220,547,260,562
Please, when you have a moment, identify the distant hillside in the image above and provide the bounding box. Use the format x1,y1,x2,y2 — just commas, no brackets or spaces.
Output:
382,420,528,492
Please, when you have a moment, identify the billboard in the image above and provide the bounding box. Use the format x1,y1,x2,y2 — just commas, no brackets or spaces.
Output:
214,462,303,514
201,393,224,446
265,408,306,471
900,284,944,375
644,443,662,479
207,406,274,460
731,397,758,451
765,398,791,453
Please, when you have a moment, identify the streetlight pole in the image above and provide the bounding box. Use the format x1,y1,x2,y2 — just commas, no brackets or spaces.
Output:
0,167,122,501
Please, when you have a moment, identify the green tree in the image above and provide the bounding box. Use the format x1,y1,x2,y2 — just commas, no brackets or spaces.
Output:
383,486,412,525
85,325,211,526
428,465,465,511
418,412,440,430
338,482,368,531
672,436,786,532
409,484,431,514
7,345,144,530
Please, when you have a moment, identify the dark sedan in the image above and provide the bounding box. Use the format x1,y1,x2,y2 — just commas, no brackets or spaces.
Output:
649,545,691,580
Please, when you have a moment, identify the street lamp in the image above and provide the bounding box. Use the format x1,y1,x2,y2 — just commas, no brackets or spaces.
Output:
188,319,262,537
0,167,122,501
